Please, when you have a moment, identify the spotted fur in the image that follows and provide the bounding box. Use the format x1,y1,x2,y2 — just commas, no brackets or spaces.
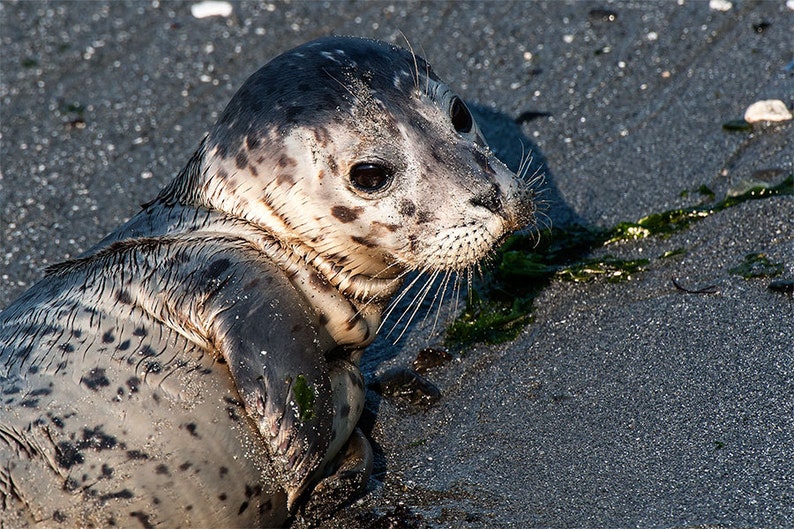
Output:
1,37,535,527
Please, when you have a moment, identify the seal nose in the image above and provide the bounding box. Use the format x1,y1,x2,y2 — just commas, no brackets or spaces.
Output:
470,184,503,214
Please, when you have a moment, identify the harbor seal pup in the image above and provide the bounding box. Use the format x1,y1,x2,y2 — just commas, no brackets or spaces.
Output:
0,36,535,527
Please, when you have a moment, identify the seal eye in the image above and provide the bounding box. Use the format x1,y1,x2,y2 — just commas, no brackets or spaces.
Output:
350,163,392,192
450,96,473,134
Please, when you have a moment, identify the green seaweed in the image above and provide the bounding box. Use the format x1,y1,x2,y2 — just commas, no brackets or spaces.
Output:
292,375,316,422
660,248,687,259
729,253,784,279
556,257,650,283
445,175,793,347
606,175,793,244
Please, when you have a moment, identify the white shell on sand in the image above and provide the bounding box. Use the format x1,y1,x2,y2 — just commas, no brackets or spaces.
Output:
191,1,233,19
744,99,793,123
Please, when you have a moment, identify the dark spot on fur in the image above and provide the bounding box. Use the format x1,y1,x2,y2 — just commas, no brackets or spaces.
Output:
309,271,333,292
400,199,416,216
100,489,134,502
186,505,193,511
28,365,39,374
117,339,131,351
49,414,65,428
278,155,297,168
126,377,140,393
218,168,229,180
139,345,157,357
238,501,250,515
275,172,294,185
245,484,263,498
220,466,229,478
133,327,147,337
3,385,20,395
63,477,79,491
245,133,261,150
340,403,351,418
417,210,434,224
155,464,170,475
102,331,115,343
183,423,199,438
59,342,75,353
374,221,401,232
327,156,338,174
144,361,162,374
331,205,363,223
127,450,149,460
82,368,110,391
72,329,83,338
129,511,155,529
29,387,51,396
116,290,133,305
348,370,364,390
226,406,240,421
205,258,231,281
235,150,249,169
19,398,39,407
56,441,84,469
53,510,67,523
248,164,258,177
352,235,377,247
313,126,330,147
102,464,114,478
82,426,118,451
318,313,329,325
179,461,192,472
219,493,228,501
430,145,445,164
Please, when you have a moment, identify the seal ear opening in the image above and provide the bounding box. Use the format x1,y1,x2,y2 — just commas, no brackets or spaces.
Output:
449,96,473,134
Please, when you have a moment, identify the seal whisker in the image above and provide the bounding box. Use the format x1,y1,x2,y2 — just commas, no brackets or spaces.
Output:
390,267,441,344
378,269,428,335
426,268,455,338
399,31,421,93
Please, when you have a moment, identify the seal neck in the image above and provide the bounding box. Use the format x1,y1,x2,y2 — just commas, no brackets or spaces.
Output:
240,223,405,349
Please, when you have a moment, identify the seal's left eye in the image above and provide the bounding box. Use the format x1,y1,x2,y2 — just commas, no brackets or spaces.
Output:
450,96,473,134
350,163,392,192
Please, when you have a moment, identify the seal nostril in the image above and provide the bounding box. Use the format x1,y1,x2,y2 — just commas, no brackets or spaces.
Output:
470,184,503,214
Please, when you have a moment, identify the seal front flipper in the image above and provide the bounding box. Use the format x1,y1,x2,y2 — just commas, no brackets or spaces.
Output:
300,426,374,522
205,259,339,510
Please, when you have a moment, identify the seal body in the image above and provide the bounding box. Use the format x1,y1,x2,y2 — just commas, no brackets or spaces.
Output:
0,36,535,527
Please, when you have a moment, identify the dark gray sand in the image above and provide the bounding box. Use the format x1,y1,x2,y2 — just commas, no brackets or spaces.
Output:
1,2,792,528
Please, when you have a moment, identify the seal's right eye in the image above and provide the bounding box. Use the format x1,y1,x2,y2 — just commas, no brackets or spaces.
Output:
450,96,473,134
350,163,392,192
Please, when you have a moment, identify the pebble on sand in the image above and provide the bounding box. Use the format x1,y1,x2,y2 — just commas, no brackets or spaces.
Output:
191,1,233,19
744,99,793,123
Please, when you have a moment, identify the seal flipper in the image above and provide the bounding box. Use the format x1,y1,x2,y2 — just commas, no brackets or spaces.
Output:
300,427,374,522
205,259,337,510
